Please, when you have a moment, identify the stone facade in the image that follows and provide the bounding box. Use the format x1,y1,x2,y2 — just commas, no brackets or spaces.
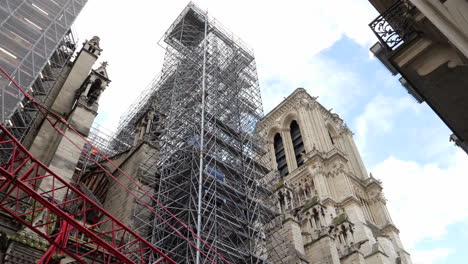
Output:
0,37,109,264
99,141,159,237
257,88,412,264
32,37,109,202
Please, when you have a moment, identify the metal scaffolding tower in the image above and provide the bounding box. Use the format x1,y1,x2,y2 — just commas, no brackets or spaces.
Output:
117,3,287,263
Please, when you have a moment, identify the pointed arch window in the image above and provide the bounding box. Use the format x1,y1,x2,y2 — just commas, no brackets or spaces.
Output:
290,120,304,167
274,133,289,178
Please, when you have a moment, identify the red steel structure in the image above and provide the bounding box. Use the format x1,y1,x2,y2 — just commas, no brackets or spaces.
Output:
0,56,232,262
0,123,175,264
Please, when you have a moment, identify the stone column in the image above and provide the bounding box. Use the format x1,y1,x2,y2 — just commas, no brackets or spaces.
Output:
281,128,297,171
303,104,330,152
296,106,313,153
83,80,93,97
300,104,317,152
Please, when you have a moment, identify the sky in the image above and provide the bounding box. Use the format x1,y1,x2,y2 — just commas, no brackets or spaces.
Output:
73,1,468,263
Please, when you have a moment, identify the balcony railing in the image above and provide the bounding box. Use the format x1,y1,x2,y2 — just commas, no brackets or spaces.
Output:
369,0,418,50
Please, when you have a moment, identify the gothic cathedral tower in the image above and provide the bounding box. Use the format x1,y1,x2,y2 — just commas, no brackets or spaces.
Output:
257,88,412,264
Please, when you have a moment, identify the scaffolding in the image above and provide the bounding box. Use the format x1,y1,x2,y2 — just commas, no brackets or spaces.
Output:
116,3,288,263
0,0,87,142
0,62,177,263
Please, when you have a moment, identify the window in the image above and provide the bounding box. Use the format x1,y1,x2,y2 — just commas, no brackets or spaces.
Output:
273,133,289,178
328,130,335,145
290,121,304,167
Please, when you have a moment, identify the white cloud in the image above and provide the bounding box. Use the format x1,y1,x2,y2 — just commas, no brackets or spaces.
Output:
354,95,419,151
412,248,455,264
73,0,378,131
261,56,362,114
371,150,468,252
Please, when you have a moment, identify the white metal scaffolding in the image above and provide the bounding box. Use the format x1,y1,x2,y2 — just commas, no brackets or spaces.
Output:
112,3,289,263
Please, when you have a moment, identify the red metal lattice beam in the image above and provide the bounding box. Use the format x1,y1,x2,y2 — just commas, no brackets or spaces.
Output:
0,125,175,264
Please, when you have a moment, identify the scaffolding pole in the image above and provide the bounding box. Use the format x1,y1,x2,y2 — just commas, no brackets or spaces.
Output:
196,9,208,264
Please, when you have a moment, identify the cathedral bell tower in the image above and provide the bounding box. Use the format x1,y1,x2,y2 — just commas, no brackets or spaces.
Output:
257,88,412,264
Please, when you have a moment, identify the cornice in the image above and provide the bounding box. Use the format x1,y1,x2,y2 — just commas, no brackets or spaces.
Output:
381,223,400,234
283,160,310,183
365,248,389,259
340,249,364,261
363,174,383,190
338,196,361,207
304,233,335,248
303,147,349,167
326,148,349,163
348,172,384,195
282,216,300,225
321,197,337,206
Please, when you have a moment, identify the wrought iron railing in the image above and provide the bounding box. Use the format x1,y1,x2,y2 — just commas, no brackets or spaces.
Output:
369,0,418,50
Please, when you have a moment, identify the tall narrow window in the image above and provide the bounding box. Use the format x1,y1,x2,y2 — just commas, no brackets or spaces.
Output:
274,133,289,178
328,131,335,145
290,121,304,167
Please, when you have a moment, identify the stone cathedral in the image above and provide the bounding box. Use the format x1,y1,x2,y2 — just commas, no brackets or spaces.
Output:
257,88,412,264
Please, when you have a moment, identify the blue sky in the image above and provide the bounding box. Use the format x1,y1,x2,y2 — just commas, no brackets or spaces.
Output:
264,36,468,264
308,37,457,168
74,1,468,263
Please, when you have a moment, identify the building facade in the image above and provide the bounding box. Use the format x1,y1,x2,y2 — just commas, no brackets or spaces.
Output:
368,0,468,154
257,88,412,264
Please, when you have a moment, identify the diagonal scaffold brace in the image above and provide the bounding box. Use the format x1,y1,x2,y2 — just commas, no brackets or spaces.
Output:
0,124,175,264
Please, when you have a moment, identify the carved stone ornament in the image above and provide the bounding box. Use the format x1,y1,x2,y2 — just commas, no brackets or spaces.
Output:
97,61,108,71
89,36,101,47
